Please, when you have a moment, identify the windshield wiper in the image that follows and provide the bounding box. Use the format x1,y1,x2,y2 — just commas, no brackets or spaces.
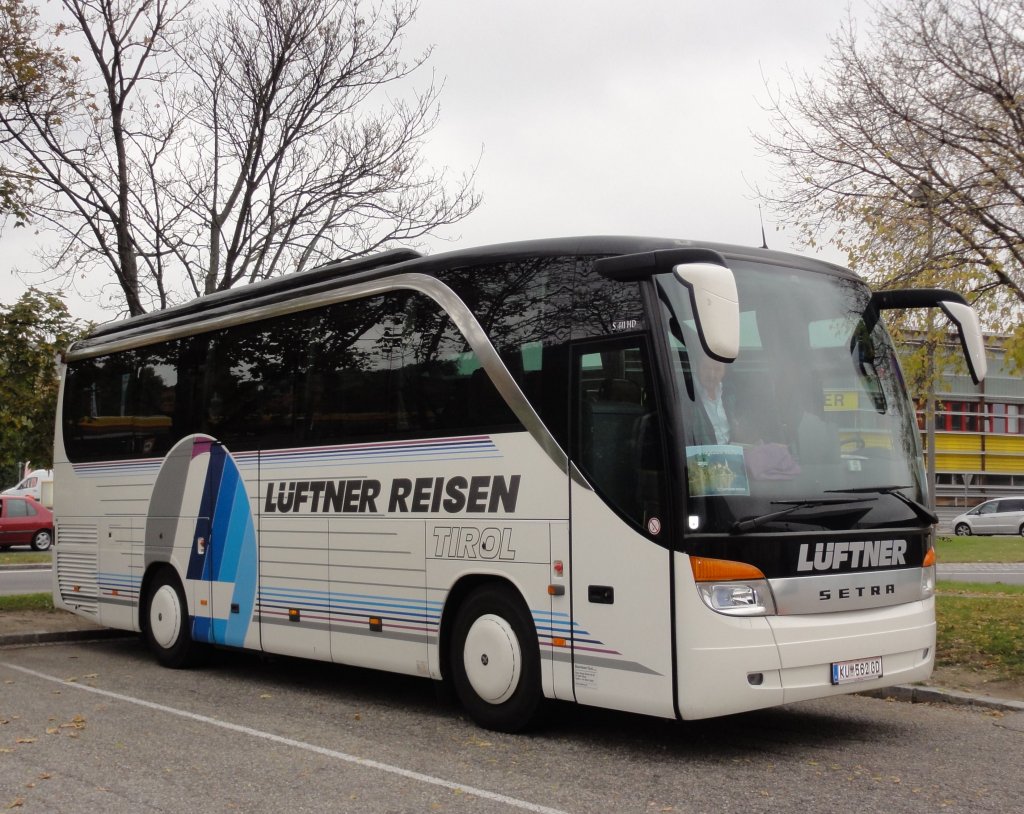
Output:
825,485,937,525
731,497,874,534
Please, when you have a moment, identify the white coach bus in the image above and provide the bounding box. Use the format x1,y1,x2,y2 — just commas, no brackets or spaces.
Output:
53,237,986,731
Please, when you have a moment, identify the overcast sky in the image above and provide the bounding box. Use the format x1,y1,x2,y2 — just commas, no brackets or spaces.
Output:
1,0,863,322
408,0,854,253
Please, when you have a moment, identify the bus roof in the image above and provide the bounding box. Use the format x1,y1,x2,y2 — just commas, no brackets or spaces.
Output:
77,235,856,347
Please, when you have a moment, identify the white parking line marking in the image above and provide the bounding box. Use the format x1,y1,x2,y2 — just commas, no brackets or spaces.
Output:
2,662,568,814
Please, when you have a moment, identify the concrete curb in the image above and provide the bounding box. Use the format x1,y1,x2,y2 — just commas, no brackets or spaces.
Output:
860,684,1024,713
0,628,131,648
0,563,52,572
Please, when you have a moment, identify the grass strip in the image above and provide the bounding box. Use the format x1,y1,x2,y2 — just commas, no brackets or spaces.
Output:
0,551,52,565
936,583,1024,682
0,593,55,612
935,535,1023,563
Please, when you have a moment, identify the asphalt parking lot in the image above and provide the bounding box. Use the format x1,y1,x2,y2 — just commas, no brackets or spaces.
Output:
3,636,1024,813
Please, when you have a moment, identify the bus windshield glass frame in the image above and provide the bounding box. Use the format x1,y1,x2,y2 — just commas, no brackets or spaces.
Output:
655,260,928,535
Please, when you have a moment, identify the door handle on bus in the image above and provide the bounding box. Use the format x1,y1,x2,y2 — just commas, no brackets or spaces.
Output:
588,585,614,604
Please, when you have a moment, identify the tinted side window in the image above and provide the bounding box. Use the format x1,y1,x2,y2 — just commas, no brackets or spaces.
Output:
64,289,526,462
308,292,520,446
135,339,192,456
572,337,665,531
203,314,312,451
436,258,575,448
64,338,202,462
63,352,138,461
397,291,521,435
571,260,645,341
306,295,397,443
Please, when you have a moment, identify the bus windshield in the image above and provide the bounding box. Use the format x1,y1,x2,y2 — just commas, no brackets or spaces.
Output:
657,260,928,534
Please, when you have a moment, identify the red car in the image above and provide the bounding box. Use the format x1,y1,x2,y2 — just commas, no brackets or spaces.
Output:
0,495,54,551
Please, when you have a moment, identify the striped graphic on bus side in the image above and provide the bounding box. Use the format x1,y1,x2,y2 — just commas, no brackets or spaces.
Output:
255,436,502,469
254,586,443,643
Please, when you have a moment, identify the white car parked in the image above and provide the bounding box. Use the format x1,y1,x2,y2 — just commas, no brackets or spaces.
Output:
2,469,53,503
952,497,1024,537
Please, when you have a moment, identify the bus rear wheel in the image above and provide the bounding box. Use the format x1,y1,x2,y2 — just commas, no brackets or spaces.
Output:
450,585,542,733
144,569,205,669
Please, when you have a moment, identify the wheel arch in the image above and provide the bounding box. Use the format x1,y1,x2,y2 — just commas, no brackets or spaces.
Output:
437,574,535,683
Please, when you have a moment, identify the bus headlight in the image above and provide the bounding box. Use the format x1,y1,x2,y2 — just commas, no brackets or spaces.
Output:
689,556,777,616
920,547,936,599
920,565,936,599
696,580,777,616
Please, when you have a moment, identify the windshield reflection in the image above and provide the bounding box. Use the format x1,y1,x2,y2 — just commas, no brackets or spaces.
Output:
657,261,927,533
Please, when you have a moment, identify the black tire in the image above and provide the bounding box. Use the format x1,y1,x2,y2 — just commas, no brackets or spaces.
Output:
143,568,205,669
449,584,542,733
1019,523,1024,538
30,529,53,551
954,523,972,537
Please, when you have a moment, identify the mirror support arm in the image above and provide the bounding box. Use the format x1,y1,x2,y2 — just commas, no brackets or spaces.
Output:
868,288,987,384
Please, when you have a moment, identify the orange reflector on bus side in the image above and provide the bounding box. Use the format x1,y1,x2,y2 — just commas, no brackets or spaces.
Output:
552,637,567,648
923,547,936,568
689,556,766,583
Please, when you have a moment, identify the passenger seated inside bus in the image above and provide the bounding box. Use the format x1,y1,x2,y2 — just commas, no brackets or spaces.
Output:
689,352,838,479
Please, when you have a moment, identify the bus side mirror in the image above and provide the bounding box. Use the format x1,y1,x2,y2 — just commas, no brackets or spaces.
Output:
672,262,740,362
868,289,987,384
937,299,986,385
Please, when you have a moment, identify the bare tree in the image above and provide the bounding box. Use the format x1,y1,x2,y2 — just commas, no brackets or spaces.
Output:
1,0,188,316
758,0,1024,355
0,0,479,316
172,0,479,298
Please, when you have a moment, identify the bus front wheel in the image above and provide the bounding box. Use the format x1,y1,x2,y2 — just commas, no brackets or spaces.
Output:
144,569,205,669
450,585,542,732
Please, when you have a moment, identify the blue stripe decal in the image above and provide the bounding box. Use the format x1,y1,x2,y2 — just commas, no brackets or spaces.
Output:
215,465,258,647
187,442,225,582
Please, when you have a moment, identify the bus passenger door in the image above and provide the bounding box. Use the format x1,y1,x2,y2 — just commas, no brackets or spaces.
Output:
568,340,676,718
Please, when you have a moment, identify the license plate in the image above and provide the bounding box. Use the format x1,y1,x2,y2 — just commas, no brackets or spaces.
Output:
831,656,883,685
